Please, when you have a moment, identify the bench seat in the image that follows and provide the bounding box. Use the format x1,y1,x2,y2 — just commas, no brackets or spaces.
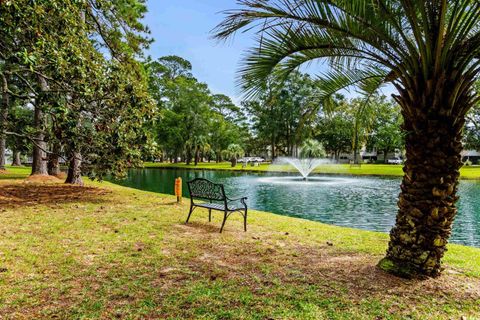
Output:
195,202,241,211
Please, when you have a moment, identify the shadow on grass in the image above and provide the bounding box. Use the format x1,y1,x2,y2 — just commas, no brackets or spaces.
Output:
181,220,227,233
0,184,110,208
163,220,480,315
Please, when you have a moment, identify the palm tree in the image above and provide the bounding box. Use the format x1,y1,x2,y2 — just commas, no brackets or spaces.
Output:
214,1,480,278
222,144,245,167
300,139,326,159
192,135,209,166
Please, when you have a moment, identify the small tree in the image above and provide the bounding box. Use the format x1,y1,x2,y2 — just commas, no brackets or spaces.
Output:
222,144,244,167
300,139,326,159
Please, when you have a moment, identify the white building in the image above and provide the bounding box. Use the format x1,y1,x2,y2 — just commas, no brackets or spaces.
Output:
462,150,480,164
335,147,403,163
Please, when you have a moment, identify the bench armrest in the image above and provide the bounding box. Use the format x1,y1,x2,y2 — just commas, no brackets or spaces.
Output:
226,196,247,212
227,196,248,202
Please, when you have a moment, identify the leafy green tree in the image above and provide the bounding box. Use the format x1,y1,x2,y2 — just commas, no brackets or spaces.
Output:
209,95,248,162
6,104,33,166
464,82,480,152
463,124,480,153
145,55,193,108
212,94,242,122
316,114,353,161
366,98,404,163
222,144,244,167
204,148,216,163
243,71,320,158
148,56,248,165
0,0,153,183
215,0,480,278
188,135,209,166
155,72,211,164
209,113,243,162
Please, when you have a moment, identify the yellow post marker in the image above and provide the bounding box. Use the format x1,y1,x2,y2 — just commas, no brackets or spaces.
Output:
174,177,182,203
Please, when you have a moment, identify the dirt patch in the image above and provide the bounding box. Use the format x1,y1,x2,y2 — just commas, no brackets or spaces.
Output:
161,221,480,314
0,184,110,208
54,172,67,180
0,169,8,174
288,244,480,303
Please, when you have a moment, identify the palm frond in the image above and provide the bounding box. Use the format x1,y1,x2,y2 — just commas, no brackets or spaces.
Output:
214,0,480,107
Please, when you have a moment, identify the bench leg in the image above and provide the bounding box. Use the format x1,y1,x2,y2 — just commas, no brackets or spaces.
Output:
186,205,194,224
244,209,247,232
208,209,212,222
220,211,228,233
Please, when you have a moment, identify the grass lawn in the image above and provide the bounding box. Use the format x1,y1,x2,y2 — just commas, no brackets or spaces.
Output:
145,162,480,179
0,167,479,319
0,165,32,180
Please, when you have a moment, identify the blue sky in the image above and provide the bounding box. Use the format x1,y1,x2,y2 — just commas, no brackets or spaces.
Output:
143,1,395,103
143,0,253,102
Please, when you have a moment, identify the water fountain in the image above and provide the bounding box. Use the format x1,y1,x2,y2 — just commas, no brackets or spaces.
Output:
277,157,328,180
259,156,353,185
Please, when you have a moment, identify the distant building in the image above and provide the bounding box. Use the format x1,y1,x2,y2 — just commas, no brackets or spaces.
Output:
462,150,480,164
335,147,402,163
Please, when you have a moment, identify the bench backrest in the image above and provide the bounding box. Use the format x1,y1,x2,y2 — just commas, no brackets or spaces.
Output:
187,178,226,202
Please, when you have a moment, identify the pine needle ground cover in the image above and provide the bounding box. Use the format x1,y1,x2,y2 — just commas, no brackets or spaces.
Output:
0,167,479,319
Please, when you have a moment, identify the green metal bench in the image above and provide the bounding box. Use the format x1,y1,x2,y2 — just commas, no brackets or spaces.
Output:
186,178,248,233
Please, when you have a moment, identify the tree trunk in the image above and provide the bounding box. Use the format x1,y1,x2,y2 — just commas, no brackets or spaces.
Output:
48,143,61,176
65,152,83,185
271,135,276,160
231,157,237,167
194,146,199,166
12,151,21,166
0,134,6,171
379,105,464,278
31,76,49,175
352,127,360,164
0,73,10,171
383,149,389,163
186,149,191,165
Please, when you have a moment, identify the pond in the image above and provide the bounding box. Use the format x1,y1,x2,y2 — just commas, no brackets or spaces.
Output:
113,168,480,247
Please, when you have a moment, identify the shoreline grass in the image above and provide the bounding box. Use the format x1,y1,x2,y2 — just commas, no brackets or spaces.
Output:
0,169,479,318
143,162,480,180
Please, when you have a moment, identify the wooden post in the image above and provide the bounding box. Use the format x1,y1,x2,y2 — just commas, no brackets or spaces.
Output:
174,177,182,203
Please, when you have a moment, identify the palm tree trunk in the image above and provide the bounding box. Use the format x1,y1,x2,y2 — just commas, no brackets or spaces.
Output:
379,107,464,278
